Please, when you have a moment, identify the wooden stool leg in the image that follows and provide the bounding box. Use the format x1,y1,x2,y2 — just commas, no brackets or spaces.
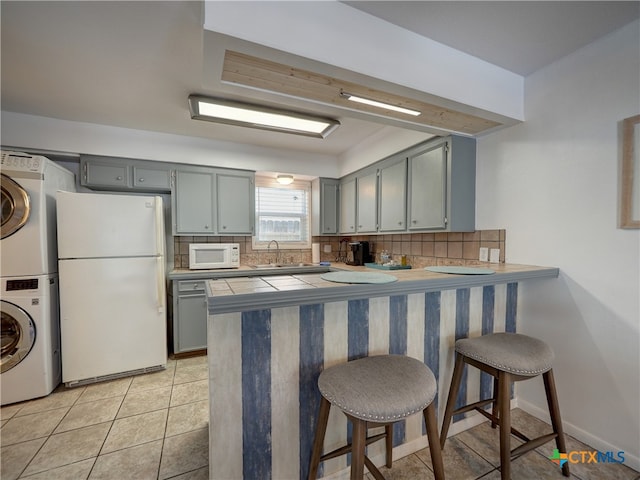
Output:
491,376,499,428
308,397,331,480
543,369,570,477
424,402,446,480
351,418,367,480
498,371,511,480
440,353,465,448
384,424,393,468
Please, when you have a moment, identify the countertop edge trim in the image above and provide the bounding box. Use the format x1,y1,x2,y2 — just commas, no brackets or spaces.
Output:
207,267,559,315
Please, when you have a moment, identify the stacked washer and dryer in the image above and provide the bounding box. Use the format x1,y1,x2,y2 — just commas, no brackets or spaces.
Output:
1,151,76,405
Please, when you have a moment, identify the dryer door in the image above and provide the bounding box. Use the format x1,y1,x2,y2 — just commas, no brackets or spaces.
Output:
0,301,36,373
1,174,31,239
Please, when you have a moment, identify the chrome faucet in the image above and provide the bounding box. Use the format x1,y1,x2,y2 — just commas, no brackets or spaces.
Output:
267,240,280,265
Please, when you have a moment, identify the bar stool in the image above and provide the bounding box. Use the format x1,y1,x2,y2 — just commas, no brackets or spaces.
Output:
308,355,445,480
440,333,569,479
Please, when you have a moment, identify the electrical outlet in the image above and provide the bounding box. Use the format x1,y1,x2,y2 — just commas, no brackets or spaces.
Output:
323,244,331,253
489,248,500,263
479,247,489,262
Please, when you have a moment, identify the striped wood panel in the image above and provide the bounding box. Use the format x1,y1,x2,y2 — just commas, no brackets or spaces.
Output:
209,283,519,479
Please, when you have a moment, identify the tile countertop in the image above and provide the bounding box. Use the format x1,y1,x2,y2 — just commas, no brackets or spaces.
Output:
203,263,559,315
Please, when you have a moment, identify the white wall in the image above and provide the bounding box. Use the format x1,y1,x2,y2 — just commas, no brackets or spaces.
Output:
476,20,640,468
204,1,524,121
0,112,341,178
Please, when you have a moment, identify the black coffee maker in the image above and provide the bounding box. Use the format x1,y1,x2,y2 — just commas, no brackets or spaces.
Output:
347,241,371,266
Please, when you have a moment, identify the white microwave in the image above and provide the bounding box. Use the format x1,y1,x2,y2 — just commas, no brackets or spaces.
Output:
189,243,240,269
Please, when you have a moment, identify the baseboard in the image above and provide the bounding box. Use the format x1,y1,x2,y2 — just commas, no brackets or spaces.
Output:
517,399,640,472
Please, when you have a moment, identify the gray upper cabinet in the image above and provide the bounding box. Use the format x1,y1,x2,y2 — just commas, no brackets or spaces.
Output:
173,170,215,235
216,171,254,235
339,178,356,234
407,135,476,232
408,143,447,230
356,169,378,233
312,178,339,235
80,155,171,192
172,167,255,236
378,156,407,232
132,165,172,190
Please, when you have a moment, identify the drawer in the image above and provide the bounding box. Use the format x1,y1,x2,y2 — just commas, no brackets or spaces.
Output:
178,280,206,292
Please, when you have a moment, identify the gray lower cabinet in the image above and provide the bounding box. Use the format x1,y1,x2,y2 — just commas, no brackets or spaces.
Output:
312,178,339,235
173,280,208,353
172,167,255,236
80,155,171,192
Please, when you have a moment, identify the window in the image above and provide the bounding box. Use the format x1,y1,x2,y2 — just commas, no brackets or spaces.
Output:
253,176,311,249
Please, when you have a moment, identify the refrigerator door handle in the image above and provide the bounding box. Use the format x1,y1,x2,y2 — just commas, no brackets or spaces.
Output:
155,197,165,257
156,256,166,314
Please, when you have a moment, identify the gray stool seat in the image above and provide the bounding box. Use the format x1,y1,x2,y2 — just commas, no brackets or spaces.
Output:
455,332,554,376
319,355,437,422
309,355,445,480
441,332,569,480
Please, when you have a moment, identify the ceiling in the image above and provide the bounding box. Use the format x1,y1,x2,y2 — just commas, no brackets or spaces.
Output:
1,1,638,158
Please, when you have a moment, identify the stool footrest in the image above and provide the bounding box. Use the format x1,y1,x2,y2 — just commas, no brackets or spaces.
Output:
452,398,494,416
319,431,387,463
454,402,537,446
511,433,558,458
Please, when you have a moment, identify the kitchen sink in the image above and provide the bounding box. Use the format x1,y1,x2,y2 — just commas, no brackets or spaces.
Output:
250,263,317,269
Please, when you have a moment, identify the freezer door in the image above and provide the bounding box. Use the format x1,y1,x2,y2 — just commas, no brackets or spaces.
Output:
59,256,167,383
57,191,165,259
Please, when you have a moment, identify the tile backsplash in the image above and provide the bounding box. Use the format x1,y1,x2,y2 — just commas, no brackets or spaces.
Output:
173,230,506,269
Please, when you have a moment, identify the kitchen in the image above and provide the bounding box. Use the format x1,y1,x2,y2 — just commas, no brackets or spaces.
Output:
1,2,639,480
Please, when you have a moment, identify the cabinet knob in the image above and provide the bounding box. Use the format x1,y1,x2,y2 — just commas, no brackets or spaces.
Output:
398,221,403,225
116,176,123,181
358,225,362,228
222,225,227,229
204,225,209,229
412,220,417,224
138,178,144,182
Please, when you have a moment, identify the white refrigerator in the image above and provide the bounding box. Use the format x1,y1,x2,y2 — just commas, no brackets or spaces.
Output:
56,191,167,386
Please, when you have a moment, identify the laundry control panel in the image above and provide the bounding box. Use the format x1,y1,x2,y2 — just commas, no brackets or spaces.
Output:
0,152,42,171
5,278,39,291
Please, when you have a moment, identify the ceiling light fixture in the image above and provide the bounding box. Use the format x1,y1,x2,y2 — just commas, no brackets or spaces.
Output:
276,174,294,185
189,95,340,138
339,91,421,116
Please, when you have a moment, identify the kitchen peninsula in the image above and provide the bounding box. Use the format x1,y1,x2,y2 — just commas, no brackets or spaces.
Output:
206,263,559,480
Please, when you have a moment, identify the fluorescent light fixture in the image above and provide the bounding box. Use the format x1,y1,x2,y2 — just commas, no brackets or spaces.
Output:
189,95,340,138
340,91,421,116
276,174,294,185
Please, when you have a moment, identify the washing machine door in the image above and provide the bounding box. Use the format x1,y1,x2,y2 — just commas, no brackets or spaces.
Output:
0,301,36,373
1,174,31,239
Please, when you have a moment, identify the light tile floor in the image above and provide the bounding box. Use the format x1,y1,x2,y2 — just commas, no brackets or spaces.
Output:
1,355,638,480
